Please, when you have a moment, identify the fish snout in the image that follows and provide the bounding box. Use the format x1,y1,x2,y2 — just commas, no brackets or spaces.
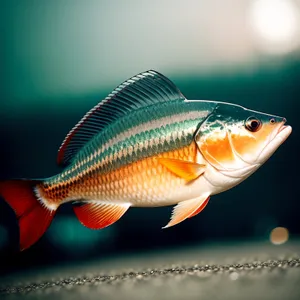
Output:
268,116,286,126
267,115,290,136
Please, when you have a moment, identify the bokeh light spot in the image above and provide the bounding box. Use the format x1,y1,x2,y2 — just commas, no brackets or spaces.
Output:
229,272,239,280
270,227,289,245
248,0,300,54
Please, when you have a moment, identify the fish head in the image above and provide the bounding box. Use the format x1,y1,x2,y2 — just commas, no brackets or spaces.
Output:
195,102,292,178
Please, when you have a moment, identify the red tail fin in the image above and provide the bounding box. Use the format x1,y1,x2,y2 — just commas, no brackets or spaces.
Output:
0,180,56,251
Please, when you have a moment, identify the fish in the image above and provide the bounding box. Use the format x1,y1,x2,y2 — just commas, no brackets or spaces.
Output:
0,70,292,250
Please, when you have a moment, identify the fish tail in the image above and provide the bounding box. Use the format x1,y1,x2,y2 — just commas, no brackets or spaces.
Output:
0,179,57,251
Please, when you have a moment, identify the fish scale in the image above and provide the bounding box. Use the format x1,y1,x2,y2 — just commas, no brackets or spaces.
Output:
43,106,210,192
63,142,198,206
43,132,196,202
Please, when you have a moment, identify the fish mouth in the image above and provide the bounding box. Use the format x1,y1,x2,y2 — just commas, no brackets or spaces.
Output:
277,124,292,139
278,124,289,133
256,122,292,164
275,119,292,140
276,124,292,142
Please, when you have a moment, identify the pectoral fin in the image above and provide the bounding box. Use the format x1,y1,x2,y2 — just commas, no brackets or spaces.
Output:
158,158,205,182
188,196,210,218
163,194,210,228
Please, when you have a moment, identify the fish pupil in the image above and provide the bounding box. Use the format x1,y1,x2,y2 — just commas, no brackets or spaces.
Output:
251,120,259,128
245,117,261,132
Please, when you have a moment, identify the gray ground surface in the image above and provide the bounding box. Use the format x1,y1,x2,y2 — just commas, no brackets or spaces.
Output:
1,241,300,300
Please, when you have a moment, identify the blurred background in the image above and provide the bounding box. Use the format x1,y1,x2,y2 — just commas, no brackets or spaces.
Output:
0,0,299,275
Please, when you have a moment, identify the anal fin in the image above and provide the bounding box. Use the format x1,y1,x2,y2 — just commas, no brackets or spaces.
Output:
73,202,130,229
163,194,210,228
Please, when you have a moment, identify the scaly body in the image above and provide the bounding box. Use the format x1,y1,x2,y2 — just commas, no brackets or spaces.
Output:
39,100,214,207
40,142,199,207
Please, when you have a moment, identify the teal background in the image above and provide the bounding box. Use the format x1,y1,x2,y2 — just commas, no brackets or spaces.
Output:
0,0,299,274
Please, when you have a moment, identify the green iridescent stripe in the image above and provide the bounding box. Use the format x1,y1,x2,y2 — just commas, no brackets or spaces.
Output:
47,100,216,184
92,118,198,173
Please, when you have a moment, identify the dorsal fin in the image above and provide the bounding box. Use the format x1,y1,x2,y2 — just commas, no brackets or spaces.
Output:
57,70,185,166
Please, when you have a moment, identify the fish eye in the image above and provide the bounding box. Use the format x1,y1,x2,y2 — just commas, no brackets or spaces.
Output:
270,118,276,124
245,117,262,132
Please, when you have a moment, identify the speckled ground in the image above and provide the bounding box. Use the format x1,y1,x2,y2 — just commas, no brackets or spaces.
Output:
1,241,300,300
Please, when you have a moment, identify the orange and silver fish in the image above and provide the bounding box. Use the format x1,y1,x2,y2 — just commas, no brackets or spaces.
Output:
0,70,292,250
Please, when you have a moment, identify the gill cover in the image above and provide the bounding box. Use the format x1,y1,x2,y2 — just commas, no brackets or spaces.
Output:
195,103,285,171
195,110,248,171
